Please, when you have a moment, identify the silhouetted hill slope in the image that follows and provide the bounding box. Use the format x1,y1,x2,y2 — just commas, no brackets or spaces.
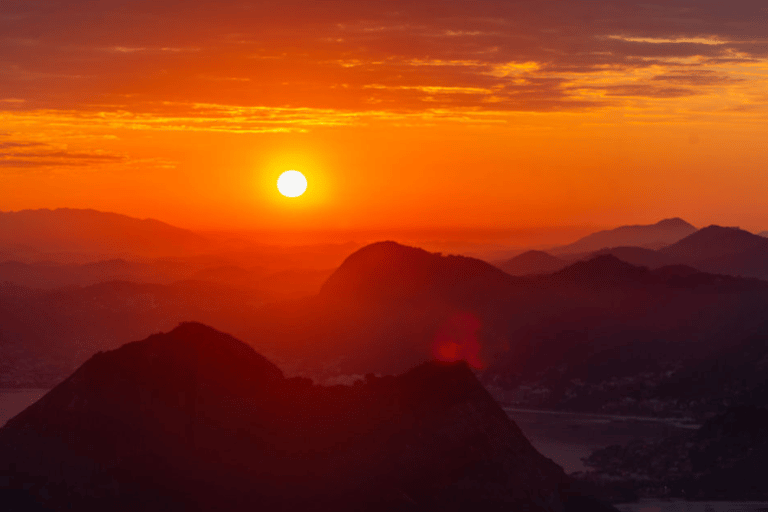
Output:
481,254,768,416
5,237,768,427
320,241,522,304
0,208,207,256
660,225,768,279
251,245,768,419
546,254,649,287
661,225,768,260
494,250,568,276
280,241,551,375
759,231,768,238
590,246,674,269
550,218,696,256
0,323,615,512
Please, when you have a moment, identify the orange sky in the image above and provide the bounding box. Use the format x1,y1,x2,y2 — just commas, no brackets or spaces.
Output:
2,1,767,234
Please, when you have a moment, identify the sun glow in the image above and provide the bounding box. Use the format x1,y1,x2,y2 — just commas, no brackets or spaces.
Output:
277,170,308,197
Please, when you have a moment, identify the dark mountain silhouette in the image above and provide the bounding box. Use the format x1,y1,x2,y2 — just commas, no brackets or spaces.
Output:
494,250,568,276
546,254,649,287
238,241,536,377
320,240,521,304
4,233,768,427
550,218,696,256
661,225,768,260
0,208,208,257
589,246,675,269
759,231,768,238
553,224,768,280
6,238,768,423
252,245,768,420
0,323,615,512
481,254,768,416
660,225,768,279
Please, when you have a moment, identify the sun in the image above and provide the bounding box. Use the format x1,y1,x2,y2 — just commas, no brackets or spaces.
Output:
277,170,308,198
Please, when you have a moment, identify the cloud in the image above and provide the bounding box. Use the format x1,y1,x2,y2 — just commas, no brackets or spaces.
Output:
0,0,766,118
598,85,697,98
651,72,741,85
0,139,125,170
0,141,45,149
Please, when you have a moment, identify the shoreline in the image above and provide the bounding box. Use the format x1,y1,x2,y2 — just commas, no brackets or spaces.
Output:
503,405,702,429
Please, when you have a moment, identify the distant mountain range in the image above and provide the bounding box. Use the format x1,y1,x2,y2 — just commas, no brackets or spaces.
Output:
309,241,768,416
549,218,696,256
494,250,568,276
6,209,768,505
659,225,768,279
0,323,614,512
661,225,768,260
3,210,768,422
501,224,768,281
4,234,768,421
0,208,208,257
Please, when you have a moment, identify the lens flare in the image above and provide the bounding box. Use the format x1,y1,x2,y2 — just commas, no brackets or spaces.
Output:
432,312,483,368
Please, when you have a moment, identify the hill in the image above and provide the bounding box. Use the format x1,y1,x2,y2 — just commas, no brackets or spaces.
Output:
550,218,696,256
660,225,768,279
0,208,208,257
480,254,768,417
320,240,521,304
494,250,568,276
0,323,614,512
589,246,674,269
5,238,768,423
254,245,768,420
661,225,768,260
547,254,649,287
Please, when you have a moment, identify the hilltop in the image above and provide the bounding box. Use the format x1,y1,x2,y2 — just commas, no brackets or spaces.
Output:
0,323,613,512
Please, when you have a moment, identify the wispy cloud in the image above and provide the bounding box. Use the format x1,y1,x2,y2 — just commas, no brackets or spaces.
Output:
0,0,766,121
0,137,125,171
605,35,730,46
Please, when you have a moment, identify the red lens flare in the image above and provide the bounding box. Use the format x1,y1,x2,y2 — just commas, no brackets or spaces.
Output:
432,312,483,368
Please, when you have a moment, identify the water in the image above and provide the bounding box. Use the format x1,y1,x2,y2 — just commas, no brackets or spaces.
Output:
504,408,768,512
0,388,48,427
615,500,768,512
505,407,699,474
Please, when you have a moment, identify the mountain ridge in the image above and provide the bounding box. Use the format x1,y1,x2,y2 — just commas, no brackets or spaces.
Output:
660,225,768,279
0,323,614,512
494,250,568,276
0,208,208,257
319,240,523,304
550,218,696,256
